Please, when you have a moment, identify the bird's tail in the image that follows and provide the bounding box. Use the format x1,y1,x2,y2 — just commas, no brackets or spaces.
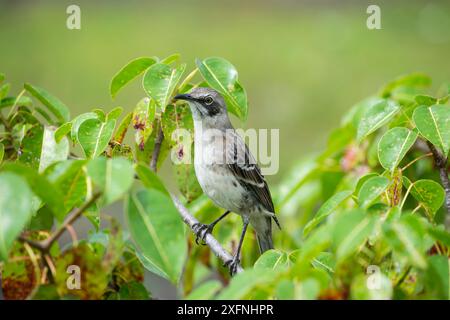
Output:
255,216,274,253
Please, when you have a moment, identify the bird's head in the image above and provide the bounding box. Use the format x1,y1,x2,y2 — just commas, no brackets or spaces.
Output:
173,87,230,126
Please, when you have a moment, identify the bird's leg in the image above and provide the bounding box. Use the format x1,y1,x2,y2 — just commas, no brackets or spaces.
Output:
224,216,249,276
193,210,230,245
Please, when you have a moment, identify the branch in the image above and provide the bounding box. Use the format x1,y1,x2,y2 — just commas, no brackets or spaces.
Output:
19,192,102,253
171,195,243,274
150,121,164,172
427,141,450,219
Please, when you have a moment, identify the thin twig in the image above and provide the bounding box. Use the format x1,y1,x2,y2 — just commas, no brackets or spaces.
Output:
427,142,450,219
19,192,102,252
150,120,164,172
42,192,102,249
171,195,243,274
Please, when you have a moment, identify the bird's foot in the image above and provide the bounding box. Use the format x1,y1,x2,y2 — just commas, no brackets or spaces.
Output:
224,257,240,276
192,223,214,245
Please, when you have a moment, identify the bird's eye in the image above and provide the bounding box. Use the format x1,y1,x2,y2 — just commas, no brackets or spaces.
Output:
204,96,214,106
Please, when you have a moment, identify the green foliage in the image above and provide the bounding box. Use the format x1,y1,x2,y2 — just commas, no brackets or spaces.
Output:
0,59,449,300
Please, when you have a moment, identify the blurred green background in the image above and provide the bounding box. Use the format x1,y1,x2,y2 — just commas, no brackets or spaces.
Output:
1,0,450,298
1,0,450,180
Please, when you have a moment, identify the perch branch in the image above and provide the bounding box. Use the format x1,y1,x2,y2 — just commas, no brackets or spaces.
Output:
171,195,243,274
427,141,450,218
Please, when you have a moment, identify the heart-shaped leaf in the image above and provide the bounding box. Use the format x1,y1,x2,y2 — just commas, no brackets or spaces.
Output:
70,112,99,142
126,189,187,283
413,105,450,155
110,57,157,99
358,176,390,208
404,178,445,216
78,118,116,158
196,57,248,121
24,83,70,123
357,99,400,141
378,127,418,171
0,172,35,261
142,63,186,111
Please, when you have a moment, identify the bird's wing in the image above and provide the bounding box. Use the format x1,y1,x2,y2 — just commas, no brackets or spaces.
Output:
225,130,278,225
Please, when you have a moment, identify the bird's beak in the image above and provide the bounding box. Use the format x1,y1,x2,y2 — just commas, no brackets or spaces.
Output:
173,93,195,102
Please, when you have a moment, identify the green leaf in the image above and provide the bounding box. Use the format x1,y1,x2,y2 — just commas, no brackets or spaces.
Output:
39,126,69,173
112,111,133,144
425,255,449,299
110,57,157,99
413,105,450,155
92,108,106,122
254,250,289,269
303,190,352,236
45,160,88,215
382,214,428,268
196,57,248,120
0,172,35,260
405,179,445,216
70,112,99,142
2,163,66,221
54,122,72,143
358,176,390,208
357,99,400,141
381,73,431,98
106,106,123,121
86,157,134,205
0,83,10,99
160,53,180,65
126,189,187,283
185,280,222,300
117,282,150,300
24,83,70,123
216,268,275,299
428,226,450,247
78,119,116,158
142,63,186,111
18,125,44,169
415,94,437,106
0,96,32,109
332,210,376,262
378,127,418,171
133,98,156,149
311,252,335,274
135,163,169,195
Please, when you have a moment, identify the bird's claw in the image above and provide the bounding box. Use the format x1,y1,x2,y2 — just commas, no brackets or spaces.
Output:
223,257,240,276
192,223,213,245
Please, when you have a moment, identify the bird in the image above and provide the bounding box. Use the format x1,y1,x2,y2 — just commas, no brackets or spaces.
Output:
173,87,280,275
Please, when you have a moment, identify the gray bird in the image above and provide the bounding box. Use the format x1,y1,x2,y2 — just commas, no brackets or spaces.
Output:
174,87,280,275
